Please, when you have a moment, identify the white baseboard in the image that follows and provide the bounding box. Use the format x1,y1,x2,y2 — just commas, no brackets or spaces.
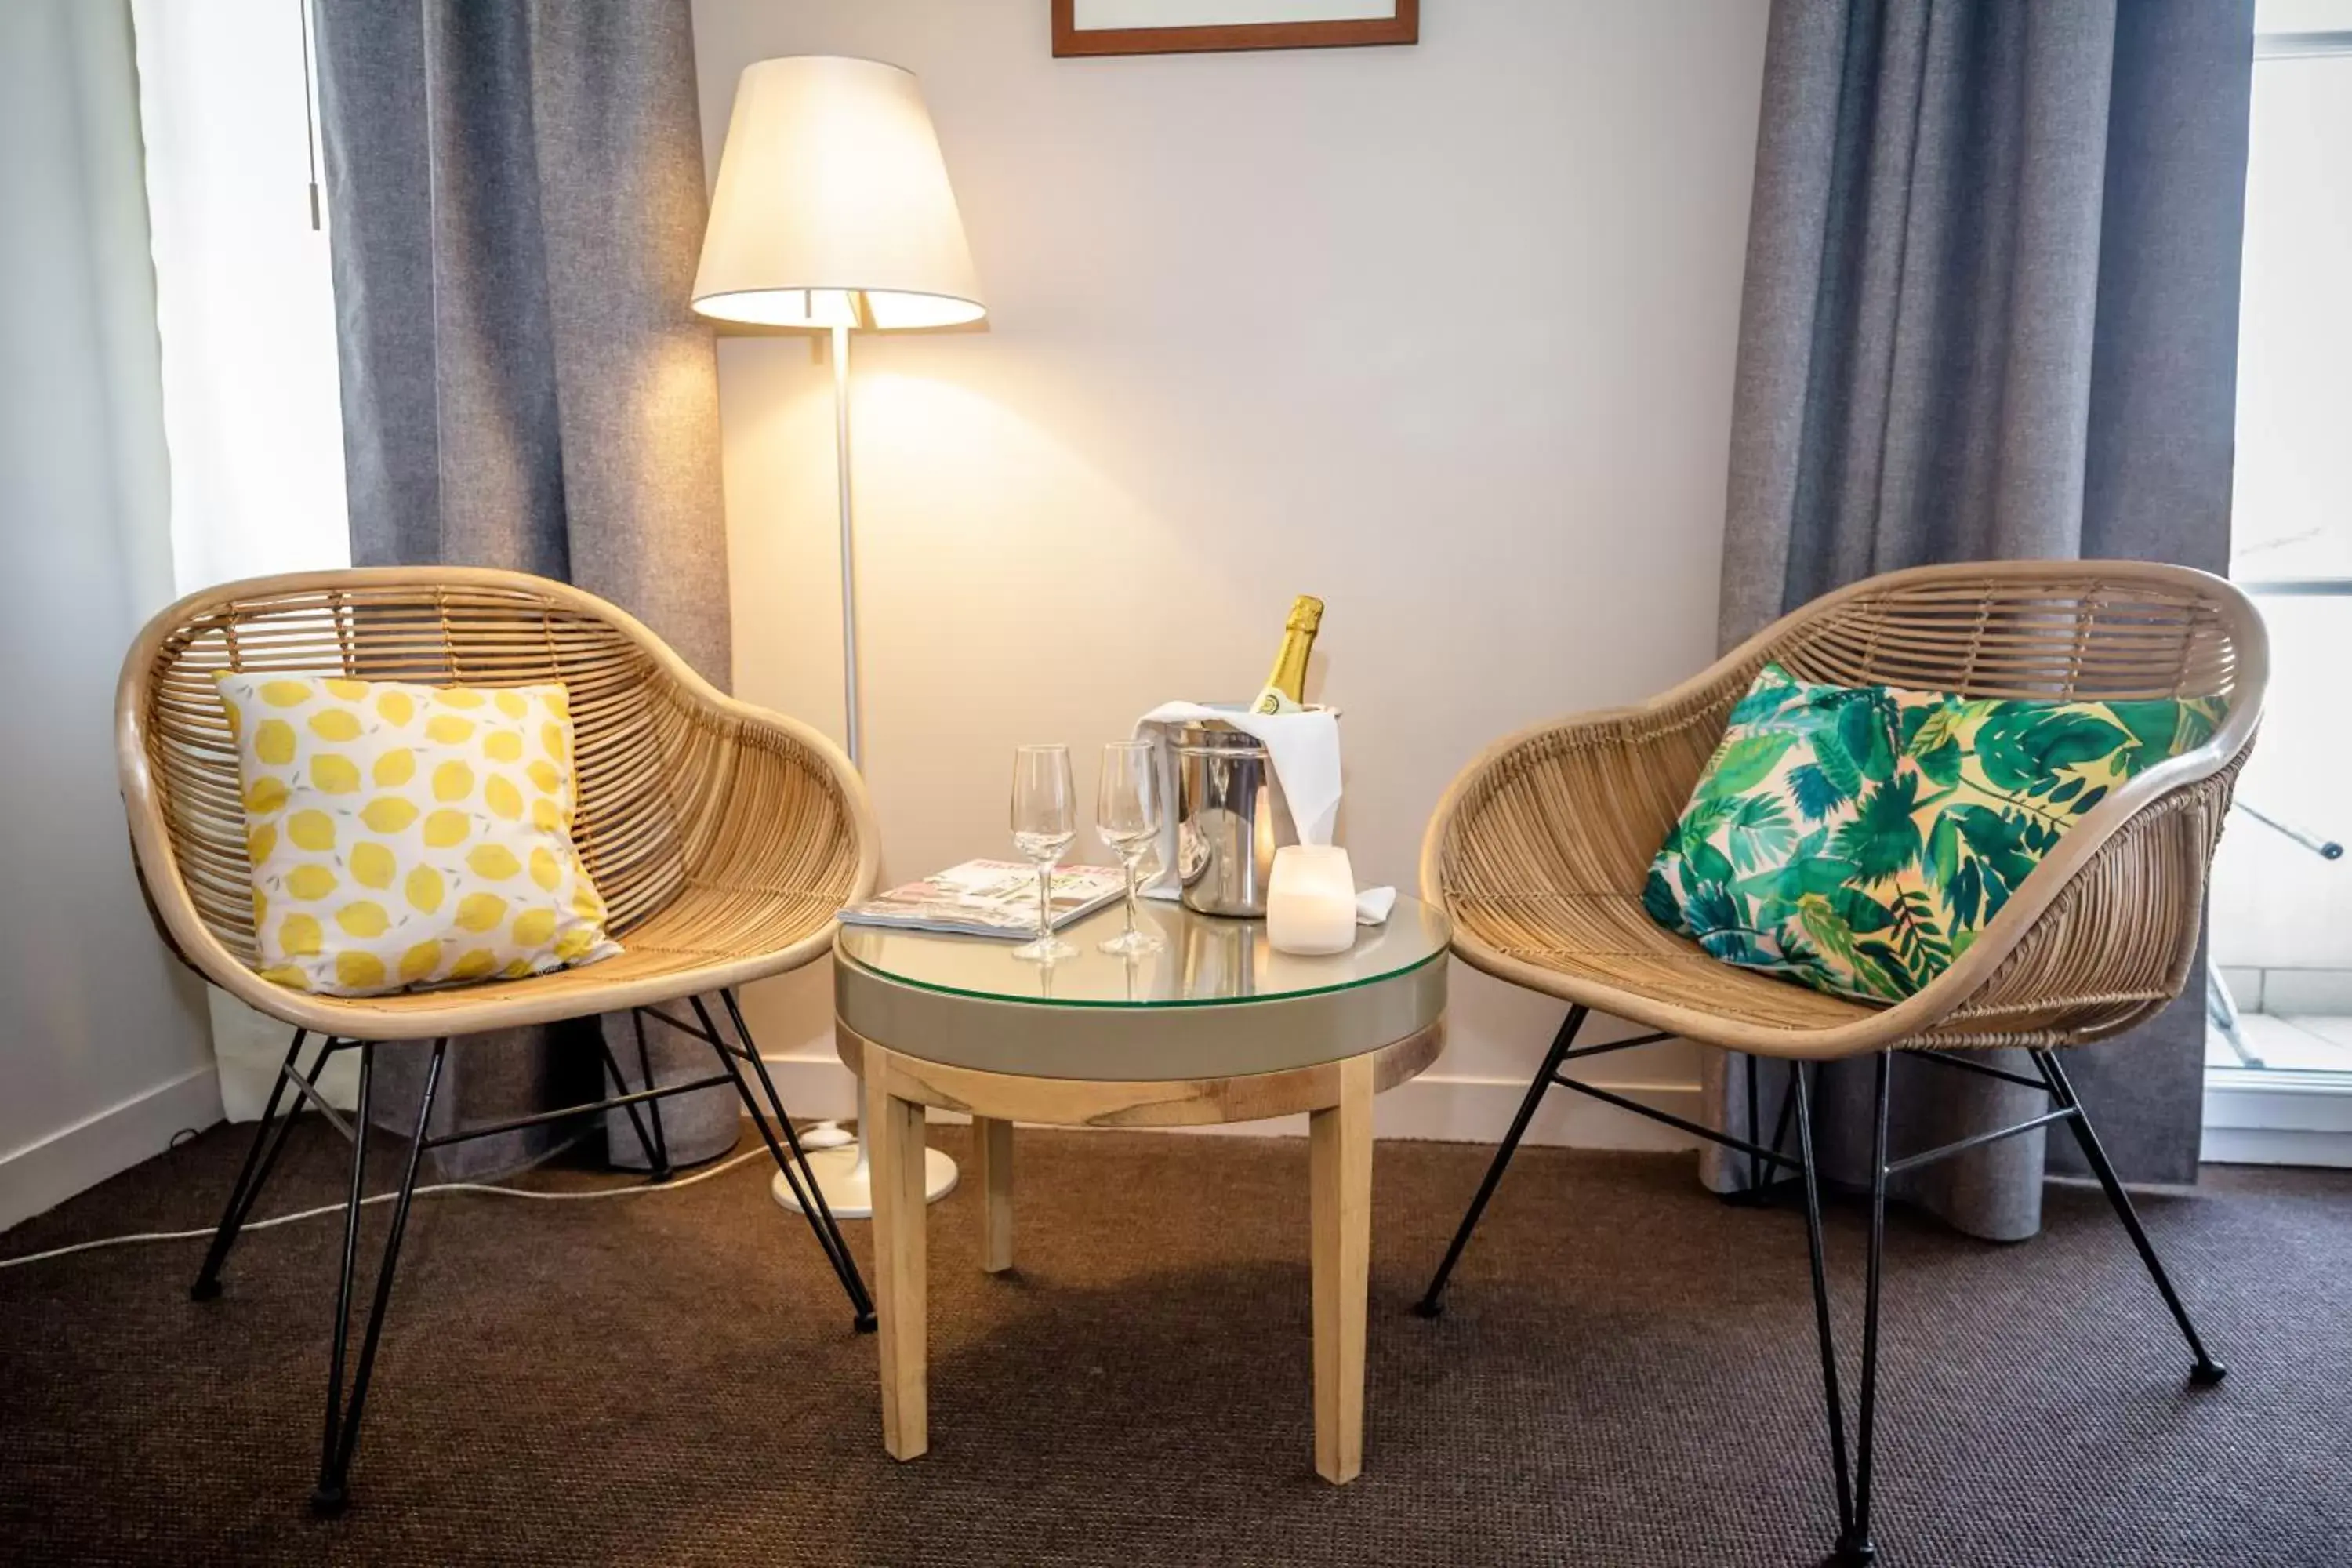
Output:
0,1065,224,1232
2203,1069,2352,1168
747,1055,1704,1151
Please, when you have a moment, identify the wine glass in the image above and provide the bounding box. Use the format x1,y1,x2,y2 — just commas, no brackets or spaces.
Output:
1096,740,1164,956
1010,744,1078,962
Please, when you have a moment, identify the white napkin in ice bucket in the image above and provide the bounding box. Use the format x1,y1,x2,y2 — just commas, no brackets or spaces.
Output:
1130,702,1392,924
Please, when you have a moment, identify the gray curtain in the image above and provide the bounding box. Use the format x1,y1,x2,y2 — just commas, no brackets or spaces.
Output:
318,0,738,1175
1705,0,2254,1238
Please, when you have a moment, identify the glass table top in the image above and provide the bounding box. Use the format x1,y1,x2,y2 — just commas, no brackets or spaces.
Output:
837,895,1450,1009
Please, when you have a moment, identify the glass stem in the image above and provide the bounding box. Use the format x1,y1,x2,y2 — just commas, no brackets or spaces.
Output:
1123,858,1140,942
1037,859,1054,943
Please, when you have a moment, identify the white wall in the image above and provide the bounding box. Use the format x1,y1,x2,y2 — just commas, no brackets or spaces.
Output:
689,0,1769,1144
0,0,216,1230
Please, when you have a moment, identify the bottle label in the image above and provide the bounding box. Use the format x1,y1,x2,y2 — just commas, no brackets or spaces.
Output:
1249,687,1305,716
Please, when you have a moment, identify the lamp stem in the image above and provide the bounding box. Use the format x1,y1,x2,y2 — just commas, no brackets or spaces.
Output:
833,323,873,1189
831,322,860,768
771,319,961,1224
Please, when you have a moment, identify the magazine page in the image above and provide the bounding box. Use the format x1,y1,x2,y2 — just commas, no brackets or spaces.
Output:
841,860,1127,938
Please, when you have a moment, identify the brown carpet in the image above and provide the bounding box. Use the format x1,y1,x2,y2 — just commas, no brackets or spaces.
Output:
3,1118,2348,1567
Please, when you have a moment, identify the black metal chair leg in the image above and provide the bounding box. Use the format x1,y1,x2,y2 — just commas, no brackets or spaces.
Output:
1726,1053,1800,1207
199,1038,348,1296
314,1041,375,1514
598,1029,670,1183
629,1009,673,1180
2030,1048,2227,1386
697,992,876,1330
192,1028,311,1301
1415,1005,1588,1318
719,989,873,1324
695,994,858,1305
314,1039,445,1515
1837,1050,1892,1568
1791,1063,1856,1545
1766,1066,1798,1181
1744,1052,1762,1192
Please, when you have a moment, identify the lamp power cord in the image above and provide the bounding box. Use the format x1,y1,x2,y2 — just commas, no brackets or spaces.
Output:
0,1145,775,1272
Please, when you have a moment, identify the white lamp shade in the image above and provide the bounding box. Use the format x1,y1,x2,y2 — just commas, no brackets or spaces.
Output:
692,56,985,331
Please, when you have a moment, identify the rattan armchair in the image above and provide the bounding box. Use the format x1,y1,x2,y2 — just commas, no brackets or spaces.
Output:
116,567,883,1513
1411,560,2264,1566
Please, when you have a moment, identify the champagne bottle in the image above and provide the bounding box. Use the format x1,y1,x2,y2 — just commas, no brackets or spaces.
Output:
1248,595,1324,714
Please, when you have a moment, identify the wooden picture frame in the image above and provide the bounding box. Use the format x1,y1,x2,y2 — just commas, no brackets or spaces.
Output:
1051,0,1418,58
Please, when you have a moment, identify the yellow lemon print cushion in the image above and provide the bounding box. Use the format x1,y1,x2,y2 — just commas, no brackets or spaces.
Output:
213,672,621,998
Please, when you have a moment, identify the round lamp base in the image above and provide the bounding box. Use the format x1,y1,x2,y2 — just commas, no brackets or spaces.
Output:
771,1143,958,1219
795,1119,857,1152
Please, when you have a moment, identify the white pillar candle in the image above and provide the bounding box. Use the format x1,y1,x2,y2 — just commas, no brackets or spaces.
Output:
1268,844,1357,956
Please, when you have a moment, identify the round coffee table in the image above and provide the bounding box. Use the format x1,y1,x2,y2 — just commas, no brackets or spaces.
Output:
833,894,1450,1485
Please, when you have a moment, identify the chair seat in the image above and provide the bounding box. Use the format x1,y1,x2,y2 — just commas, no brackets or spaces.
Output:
1450,890,1878,1043
264,880,840,1038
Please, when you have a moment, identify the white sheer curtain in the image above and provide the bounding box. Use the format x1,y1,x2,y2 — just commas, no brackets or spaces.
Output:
131,0,354,1117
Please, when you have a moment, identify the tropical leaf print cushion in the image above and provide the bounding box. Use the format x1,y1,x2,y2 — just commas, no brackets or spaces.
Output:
1642,662,2223,1004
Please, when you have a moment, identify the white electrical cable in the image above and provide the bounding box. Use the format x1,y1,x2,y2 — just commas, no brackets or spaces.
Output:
0,1146,775,1272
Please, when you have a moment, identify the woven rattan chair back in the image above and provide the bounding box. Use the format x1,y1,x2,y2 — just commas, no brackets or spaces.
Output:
1760,568,2247,706
1422,561,2265,1059
118,568,873,1028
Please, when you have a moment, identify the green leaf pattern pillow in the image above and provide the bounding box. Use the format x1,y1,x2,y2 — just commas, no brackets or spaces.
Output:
1643,663,2224,1004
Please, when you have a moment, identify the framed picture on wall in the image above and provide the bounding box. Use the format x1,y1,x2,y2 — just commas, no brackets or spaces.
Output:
1051,1,1418,57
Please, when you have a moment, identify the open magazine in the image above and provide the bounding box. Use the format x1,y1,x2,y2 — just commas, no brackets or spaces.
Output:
839,859,1128,939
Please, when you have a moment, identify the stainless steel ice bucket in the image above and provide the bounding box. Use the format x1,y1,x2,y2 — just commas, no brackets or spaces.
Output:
1174,721,1293,918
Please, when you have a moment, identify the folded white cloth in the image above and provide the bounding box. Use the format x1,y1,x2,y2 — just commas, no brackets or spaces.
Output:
1131,701,1392,920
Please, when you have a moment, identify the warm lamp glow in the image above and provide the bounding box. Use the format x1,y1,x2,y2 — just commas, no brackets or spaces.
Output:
693,56,986,331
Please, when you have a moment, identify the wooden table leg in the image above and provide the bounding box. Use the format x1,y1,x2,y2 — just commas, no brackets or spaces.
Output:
975,1116,1014,1274
1308,1053,1373,1484
868,1045,929,1461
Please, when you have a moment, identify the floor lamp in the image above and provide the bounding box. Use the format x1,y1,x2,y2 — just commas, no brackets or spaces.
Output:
691,55,980,1215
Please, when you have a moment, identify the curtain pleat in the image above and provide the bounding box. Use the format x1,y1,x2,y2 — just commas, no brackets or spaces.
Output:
317,0,737,1174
